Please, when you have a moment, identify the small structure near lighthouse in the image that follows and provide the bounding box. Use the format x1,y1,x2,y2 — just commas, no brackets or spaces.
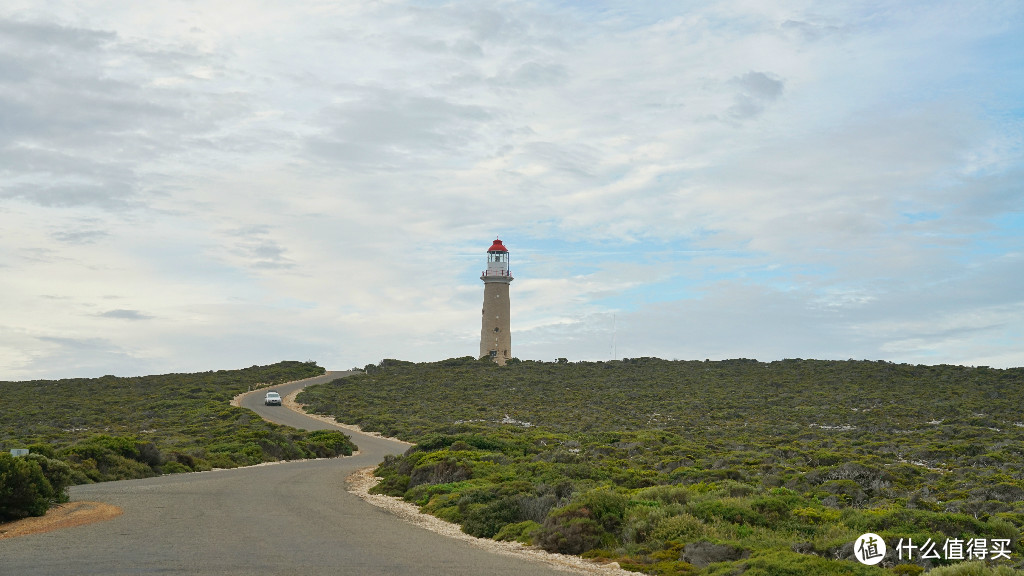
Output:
480,238,513,364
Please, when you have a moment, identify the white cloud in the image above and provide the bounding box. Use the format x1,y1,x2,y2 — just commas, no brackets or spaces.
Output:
1,1,1022,379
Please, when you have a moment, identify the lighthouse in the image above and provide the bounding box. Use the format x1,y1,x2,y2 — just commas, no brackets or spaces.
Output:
480,238,513,365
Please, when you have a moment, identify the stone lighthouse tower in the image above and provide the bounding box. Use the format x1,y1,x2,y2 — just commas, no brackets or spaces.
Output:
480,238,513,365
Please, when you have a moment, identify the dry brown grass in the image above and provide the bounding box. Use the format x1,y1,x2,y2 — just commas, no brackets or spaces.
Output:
0,501,122,539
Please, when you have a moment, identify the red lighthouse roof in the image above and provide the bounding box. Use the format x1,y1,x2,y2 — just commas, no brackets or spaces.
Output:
487,238,508,252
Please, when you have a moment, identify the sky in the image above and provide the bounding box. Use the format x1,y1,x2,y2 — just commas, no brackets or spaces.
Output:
1,1,1023,380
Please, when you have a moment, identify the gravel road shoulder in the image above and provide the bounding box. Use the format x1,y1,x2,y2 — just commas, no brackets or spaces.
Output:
0,502,122,540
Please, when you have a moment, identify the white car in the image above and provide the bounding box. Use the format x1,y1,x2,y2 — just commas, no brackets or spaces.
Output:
264,391,282,406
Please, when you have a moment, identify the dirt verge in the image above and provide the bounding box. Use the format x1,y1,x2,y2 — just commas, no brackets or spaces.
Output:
0,502,122,539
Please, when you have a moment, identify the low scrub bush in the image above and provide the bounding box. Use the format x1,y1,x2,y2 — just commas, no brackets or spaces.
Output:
408,459,472,488
370,473,410,496
461,495,524,538
494,520,541,543
636,484,691,505
846,507,991,539
537,506,609,554
690,498,765,526
651,512,707,542
622,502,677,544
575,489,628,533
160,461,191,474
0,453,60,520
751,495,793,523
791,505,841,524
59,435,161,482
517,493,558,523
25,454,72,502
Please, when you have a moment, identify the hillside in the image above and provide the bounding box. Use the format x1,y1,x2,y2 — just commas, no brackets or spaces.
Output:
297,357,1024,575
0,361,355,520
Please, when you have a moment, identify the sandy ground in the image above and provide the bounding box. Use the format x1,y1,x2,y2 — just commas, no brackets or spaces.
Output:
0,502,122,540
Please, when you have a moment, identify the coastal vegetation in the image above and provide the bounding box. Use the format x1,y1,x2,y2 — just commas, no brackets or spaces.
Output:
0,361,355,520
297,356,1024,575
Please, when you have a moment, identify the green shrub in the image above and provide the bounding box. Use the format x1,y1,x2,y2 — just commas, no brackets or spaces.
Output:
534,488,627,553
136,442,163,467
622,502,680,544
690,498,765,526
575,489,628,533
751,495,792,523
792,505,841,524
494,520,541,543
651,512,707,542
370,474,410,497
433,504,463,524
60,439,158,482
461,496,524,538
408,459,472,488
0,453,56,520
302,430,355,457
818,479,867,506
537,506,608,554
205,453,239,469
26,443,56,459
636,484,691,505
167,451,196,469
613,467,663,488
160,461,191,474
75,435,143,460
24,454,72,504
985,516,1021,544
846,507,989,539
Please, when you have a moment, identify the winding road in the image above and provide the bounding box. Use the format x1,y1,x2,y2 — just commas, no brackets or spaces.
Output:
0,372,585,575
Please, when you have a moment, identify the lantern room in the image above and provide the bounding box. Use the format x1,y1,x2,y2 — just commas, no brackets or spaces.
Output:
483,238,511,278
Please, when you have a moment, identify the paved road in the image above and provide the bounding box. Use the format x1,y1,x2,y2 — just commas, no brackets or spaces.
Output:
0,372,577,576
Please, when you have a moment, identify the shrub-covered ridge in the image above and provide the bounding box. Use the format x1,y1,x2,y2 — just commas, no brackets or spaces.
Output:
1,361,356,519
298,356,1024,575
